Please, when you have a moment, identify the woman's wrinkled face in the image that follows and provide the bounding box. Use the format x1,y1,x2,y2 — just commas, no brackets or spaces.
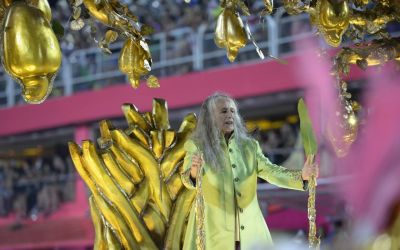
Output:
215,98,236,136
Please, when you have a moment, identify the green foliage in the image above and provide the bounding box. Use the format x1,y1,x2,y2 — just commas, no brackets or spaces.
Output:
298,98,317,155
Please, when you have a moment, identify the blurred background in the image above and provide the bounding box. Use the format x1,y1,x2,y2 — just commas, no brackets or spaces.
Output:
0,0,399,249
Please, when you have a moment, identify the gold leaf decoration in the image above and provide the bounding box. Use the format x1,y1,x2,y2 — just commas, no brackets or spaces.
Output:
141,24,155,36
104,29,118,43
261,0,273,16
73,6,81,19
70,18,85,30
146,75,160,88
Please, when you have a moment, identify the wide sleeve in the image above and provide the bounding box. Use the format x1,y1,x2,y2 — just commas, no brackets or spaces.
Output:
180,139,199,190
255,140,307,191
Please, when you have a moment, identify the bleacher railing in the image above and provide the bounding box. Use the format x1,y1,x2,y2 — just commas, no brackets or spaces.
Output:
0,13,313,108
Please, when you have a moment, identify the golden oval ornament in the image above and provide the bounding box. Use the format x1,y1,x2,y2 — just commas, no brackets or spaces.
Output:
1,0,52,21
27,0,52,22
1,1,61,104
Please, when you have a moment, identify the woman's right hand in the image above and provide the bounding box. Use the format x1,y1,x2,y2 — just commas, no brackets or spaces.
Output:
190,154,203,179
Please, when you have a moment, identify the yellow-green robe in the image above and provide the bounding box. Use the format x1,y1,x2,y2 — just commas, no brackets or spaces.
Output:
180,136,307,250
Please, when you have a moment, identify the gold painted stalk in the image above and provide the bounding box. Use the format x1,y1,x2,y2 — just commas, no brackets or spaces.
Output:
109,144,144,184
152,98,170,130
89,196,107,250
142,204,166,248
69,143,141,249
166,172,184,200
110,130,172,222
164,189,196,249
122,104,152,132
102,152,136,197
161,113,197,179
72,141,158,249
307,154,320,249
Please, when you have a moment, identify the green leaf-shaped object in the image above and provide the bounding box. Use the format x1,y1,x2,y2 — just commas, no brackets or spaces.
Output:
298,98,317,155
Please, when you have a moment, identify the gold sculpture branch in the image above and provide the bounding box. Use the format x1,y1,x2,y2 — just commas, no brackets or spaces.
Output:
307,154,320,249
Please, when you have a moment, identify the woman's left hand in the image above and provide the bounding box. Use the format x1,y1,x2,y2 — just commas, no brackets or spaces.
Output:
301,155,319,181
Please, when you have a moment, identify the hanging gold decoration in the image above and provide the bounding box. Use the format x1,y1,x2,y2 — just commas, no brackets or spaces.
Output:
282,0,311,15
259,0,400,156
261,0,273,16
212,0,400,69
315,0,350,47
118,38,152,88
0,0,160,104
0,0,61,104
214,6,248,62
325,78,359,157
307,155,320,249
70,0,160,90
278,0,400,50
69,99,197,249
146,75,160,88
0,0,397,103
327,37,400,157
334,37,400,75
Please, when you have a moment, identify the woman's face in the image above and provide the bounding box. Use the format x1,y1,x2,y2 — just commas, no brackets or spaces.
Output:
215,98,236,135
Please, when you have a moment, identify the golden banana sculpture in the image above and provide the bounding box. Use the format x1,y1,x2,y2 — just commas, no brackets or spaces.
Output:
0,0,61,104
69,99,197,249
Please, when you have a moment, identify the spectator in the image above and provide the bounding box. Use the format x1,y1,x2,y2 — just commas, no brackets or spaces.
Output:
261,130,281,163
0,151,76,228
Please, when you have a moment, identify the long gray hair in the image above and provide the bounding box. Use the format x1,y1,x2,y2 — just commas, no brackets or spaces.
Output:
191,93,250,172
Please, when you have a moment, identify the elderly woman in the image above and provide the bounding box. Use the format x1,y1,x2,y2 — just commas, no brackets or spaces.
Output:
180,93,317,250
